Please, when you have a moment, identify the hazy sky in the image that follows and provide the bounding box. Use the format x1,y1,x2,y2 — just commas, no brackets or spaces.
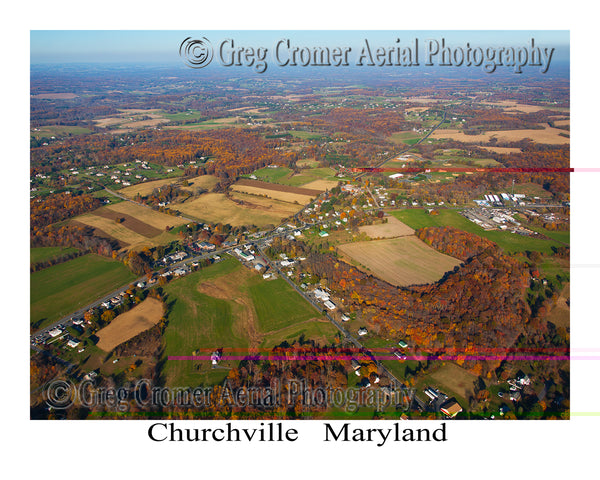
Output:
31,30,569,64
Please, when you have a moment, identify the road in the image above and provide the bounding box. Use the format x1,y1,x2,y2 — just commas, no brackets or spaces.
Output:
355,109,447,179
256,243,407,391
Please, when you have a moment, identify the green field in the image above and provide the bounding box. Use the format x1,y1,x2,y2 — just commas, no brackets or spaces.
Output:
249,166,293,183
162,257,335,387
390,208,564,254
249,279,318,332
30,254,137,330
30,246,79,264
31,125,92,138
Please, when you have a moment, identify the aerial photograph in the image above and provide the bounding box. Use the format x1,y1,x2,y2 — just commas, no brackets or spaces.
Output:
29,30,571,421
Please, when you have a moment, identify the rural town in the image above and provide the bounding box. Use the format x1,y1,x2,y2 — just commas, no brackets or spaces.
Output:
30,31,570,423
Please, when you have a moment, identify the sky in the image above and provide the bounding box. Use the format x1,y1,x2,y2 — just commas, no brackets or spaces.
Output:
30,30,570,65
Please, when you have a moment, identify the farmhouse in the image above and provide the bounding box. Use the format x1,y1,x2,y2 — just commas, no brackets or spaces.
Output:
440,399,463,418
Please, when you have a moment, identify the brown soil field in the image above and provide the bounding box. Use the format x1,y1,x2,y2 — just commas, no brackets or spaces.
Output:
231,184,314,204
32,93,78,99
96,297,164,352
546,283,570,329
118,175,217,198
481,100,552,113
118,177,184,198
358,216,414,239
478,146,523,155
93,208,163,238
553,119,570,127
178,193,292,226
229,192,301,216
104,202,186,230
236,178,322,197
70,220,130,249
431,125,569,145
181,175,220,192
428,363,478,402
73,214,151,248
301,179,340,191
338,236,462,287
117,108,160,114
404,106,431,113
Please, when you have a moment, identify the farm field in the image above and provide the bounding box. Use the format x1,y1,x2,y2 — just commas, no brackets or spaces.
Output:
391,208,564,254
231,179,320,204
358,215,414,239
73,202,186,250
103,202,187,230
178,192,296,226
162,258,328,387
96,297,164,352
30,246,79,264
30,254,136,330
418,362,478,409
338,236,462,287
431,125,569,145
31,125,92,138
118,177,185,198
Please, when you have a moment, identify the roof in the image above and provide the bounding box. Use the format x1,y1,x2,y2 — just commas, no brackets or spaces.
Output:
440,400,463,417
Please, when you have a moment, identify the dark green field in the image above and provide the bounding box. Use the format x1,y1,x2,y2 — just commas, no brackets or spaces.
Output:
30,254,136,330
391,208,564,254
30,246,79,264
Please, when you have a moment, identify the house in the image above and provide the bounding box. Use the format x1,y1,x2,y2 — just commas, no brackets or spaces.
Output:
351,359,361,371
210,350,222,365
440,399,463,418
398,340,408,348
197,241,216,251
358,327,368,336
67,339,80,349
318,231,329,237
324,300,336,310
341,314,350,322
48,328,62,338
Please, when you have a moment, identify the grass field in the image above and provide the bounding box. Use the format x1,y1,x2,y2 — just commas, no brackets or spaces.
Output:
390,209,563,254
30,254,136,330
96,297,164,352
161,258,333,387
31,125,92,138
30,246,79,264
248,279,318,332
338,236,462,287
